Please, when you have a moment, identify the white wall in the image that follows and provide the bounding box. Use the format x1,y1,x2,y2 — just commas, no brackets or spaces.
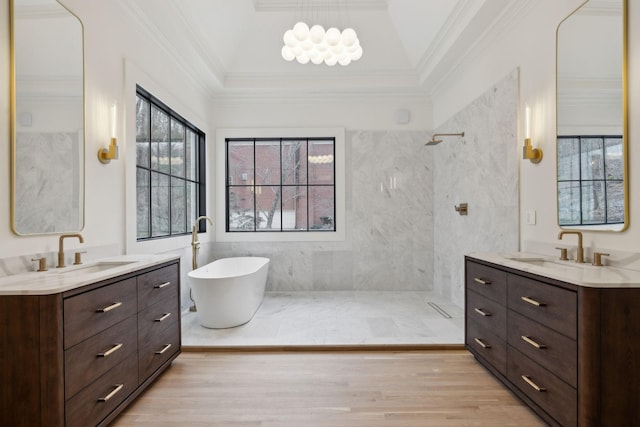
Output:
431,0,640,254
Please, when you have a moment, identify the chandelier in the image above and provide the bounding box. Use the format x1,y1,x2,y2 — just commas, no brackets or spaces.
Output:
281,22,363,66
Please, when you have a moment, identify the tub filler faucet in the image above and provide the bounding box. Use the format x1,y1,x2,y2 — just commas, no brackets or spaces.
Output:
191,216,213,270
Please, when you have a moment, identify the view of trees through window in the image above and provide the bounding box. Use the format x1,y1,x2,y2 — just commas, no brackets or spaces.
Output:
226,138,335,232
557,135,624,226
136,86,205,240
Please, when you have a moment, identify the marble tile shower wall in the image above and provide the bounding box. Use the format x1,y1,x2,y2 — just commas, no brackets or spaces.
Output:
432,70,520,307
212,130,434,293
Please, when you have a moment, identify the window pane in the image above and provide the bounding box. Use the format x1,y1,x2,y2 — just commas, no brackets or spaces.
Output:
186,129,197,180
171,178,186,234
187,182,197,228
283,140,306,185
228,186,255,231
309,186,334,230
557,137,579,181
136,96,150,168
151,172,170,237
256,186,282,231
151,106,170,173
171,119,185,177
607,181,624,223
581,138,604,180
558,181,581,225
255,140,281,185
308,140,334,185
136,168,150,238
581,181,605,224
283,186,307,230
228,140,254,186
605,137,623,180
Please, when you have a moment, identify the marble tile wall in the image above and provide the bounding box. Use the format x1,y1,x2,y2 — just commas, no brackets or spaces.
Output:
432,69,520,307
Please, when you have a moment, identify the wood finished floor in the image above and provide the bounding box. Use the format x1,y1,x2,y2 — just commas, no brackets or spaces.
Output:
112,350,546,427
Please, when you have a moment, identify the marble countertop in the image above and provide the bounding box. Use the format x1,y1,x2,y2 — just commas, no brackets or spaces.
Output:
468,252,640,288
0,253,181,295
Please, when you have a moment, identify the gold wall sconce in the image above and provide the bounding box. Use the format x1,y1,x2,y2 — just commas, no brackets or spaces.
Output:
523,104,542,163
98,102,118,164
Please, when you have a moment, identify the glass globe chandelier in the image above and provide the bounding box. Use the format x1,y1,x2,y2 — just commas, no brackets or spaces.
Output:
281,22,363,66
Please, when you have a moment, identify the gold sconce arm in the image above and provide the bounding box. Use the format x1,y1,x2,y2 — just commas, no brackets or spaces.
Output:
98,137,118,164
523,138,543,164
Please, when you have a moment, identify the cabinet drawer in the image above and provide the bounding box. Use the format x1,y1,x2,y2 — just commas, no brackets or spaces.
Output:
65,315,138,399
138,293,179,346
507,274,577,339
508,309,577,387
466,261,507,305
137,263,179,310
466,319,506,375
466,289,506,340
139,319,180,380
508,347,576,427
64,278,138,349
65,353,138,427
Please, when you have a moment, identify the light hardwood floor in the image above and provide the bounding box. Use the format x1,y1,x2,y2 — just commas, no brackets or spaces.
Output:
112,350,546,427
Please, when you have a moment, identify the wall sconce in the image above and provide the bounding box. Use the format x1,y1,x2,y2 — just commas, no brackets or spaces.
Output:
98,102,118,164
523,104,542,164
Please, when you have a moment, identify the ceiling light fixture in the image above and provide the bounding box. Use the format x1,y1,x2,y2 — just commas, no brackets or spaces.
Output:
282,22,363,66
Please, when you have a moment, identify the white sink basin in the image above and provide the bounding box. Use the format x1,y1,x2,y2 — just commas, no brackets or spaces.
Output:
51,261,137,276
506,257,581,270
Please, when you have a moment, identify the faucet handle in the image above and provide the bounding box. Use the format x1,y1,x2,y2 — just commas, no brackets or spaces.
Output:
31,257,48,272
73,251,87,265
555,247,569,261
592,252,610,267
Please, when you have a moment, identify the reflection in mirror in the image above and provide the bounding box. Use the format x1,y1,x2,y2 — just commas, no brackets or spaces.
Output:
556,0,627,231
11,0,84,235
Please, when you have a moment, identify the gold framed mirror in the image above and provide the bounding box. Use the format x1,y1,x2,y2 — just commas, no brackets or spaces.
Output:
556,0,627,231
10,0,85,235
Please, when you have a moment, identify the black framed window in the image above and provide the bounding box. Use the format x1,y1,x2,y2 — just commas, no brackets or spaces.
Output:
225,137,335,232
557,135,624,226
136,85,206,240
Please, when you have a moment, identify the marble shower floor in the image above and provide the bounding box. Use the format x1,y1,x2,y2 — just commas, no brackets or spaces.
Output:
182,291,464,347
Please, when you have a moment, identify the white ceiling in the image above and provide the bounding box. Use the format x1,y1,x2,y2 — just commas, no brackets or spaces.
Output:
119,0,524,99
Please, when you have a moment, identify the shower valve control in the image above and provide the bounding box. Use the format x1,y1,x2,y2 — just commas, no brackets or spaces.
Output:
455,203,468,216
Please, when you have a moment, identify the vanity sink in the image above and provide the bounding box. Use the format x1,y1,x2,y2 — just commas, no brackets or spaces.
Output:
51,261,137,276
505,257,581,270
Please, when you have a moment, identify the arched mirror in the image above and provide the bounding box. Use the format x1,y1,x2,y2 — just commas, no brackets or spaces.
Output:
556,0,627,231
10,0,84,235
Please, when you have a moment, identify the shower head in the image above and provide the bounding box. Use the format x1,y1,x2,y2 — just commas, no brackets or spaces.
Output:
425,132,465,146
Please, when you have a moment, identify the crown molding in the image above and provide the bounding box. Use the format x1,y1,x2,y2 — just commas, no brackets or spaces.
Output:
253,0,388,12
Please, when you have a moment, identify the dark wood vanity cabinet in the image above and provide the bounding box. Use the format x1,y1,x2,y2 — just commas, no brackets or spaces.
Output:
465,257,640,426
0,260,181,427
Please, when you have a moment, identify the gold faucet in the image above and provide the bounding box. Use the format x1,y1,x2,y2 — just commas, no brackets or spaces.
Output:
57,233,84,268
557,231,584,263
191,216,213,270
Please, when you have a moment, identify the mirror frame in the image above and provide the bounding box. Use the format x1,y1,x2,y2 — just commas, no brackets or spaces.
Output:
555,0,628,232
9,0,86,235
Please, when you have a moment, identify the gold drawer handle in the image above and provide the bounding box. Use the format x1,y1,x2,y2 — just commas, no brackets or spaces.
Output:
155,312,172,322
98,384,124,402
474,308,491,317
96,301,123,313
521,296,546,307
473,277,491,285
155,343,172,355
154,282,171,289
521,335,546,349
97,343,124,357
521,375,547,392
474,338,491,349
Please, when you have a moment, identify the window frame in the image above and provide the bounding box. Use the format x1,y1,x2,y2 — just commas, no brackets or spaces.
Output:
135,85,207,241
215,128,346,243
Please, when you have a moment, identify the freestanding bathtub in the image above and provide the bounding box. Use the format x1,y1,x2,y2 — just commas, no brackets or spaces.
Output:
188,257,270,328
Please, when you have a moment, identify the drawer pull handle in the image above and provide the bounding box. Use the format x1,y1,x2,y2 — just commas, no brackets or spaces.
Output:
98,384,124,402
96,301,123,313
521,296,545,307
521,375,546,392
155,312,172,322
474,277,491,285
521,335,546,349
474,308,491,317
156,343,172,355
154,282,171,289
98,343,124,357
474,338,491,349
